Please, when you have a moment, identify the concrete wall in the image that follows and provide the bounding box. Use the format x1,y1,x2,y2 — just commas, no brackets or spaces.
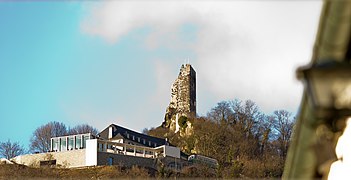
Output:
12,149,86,168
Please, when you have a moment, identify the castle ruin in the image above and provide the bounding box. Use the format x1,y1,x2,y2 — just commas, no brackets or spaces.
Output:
162,64,196,134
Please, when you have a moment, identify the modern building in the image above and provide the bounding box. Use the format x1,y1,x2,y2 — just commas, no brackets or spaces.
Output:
12,124,188,169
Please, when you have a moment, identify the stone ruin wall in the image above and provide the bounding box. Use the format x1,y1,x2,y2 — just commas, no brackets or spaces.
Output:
163,64,196,135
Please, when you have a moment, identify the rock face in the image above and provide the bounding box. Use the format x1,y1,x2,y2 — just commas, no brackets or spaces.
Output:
163,64,196,135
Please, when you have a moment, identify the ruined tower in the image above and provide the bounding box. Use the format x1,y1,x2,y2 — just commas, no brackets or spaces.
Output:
163,64,196,134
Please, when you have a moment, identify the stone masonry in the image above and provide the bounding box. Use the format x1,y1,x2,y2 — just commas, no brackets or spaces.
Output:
163,64,196,134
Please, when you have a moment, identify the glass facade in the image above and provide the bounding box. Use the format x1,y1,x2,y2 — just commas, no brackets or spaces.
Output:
50,133,91,152
76,136,81,149
68,137,74,150
61,137,66,151
82,134,90,148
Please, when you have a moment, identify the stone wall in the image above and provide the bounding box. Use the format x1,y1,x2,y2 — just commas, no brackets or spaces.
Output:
12,149,86,168
163,64,196,135
97,152,188,171
97,152,156,168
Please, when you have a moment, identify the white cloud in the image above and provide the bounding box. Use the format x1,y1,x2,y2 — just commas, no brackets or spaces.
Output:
81,1,322,115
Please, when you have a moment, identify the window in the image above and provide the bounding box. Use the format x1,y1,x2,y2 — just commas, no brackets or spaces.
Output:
132,136,135,141
154,143,157,147
53,138,58,151
82,135,90,148
145,151,153,155
61,137,67,151
137,137,140,142
76,136,81,149
108,157,113,165
127,134,130,139
40,160,56,167
136,148,143,154
68,137,74,150
149,141,151,146
143,139,146,144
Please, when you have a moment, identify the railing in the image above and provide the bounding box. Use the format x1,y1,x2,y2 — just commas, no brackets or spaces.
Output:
96,139,165,159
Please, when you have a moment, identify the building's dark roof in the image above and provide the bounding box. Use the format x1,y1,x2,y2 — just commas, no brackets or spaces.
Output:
98,124,168,148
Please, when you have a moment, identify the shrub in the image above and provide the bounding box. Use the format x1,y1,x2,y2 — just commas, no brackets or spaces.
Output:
178,116,188,128
127,165,150,178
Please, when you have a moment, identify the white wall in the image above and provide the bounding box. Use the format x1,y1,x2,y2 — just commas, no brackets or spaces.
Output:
164,145,180,158
85,139,97,166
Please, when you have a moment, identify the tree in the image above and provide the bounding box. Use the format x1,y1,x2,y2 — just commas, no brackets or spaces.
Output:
207,101,233,124
255,114,274,154
30,121,68,153
0,139,25,159
229,99,243,125
272,110,294,157
68,124,98,136
241,100,260,137
142,128,149,135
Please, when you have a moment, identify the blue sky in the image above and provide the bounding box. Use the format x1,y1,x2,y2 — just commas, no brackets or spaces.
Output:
0,1,322,149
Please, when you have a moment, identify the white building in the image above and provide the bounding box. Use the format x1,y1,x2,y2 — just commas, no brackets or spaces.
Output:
12,124,187,169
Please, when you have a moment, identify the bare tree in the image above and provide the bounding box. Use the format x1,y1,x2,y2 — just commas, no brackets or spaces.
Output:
255,114,274,154
207,101,233,124
272,110,294,157
30,121,68,153
230,99,260,137
0,139,25,159
68,124,98,136
229,99,243,125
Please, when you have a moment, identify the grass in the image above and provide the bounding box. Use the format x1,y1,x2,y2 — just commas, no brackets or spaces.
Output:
0,164,151,179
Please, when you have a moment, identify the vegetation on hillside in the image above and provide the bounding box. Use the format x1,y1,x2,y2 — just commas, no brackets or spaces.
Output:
146,99,295,178
0,164,151,179
0,163,219,179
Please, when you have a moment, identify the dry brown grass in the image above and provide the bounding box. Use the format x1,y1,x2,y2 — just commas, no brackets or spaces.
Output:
0,164,153,179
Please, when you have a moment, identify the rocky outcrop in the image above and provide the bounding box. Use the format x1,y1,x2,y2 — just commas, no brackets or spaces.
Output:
162,64,196,136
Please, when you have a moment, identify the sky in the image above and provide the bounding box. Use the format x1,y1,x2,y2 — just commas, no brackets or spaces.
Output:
0,1,322,148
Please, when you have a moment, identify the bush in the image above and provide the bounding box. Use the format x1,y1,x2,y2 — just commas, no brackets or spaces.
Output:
180,165,217,178
178,116,188,128
127,165,150,178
